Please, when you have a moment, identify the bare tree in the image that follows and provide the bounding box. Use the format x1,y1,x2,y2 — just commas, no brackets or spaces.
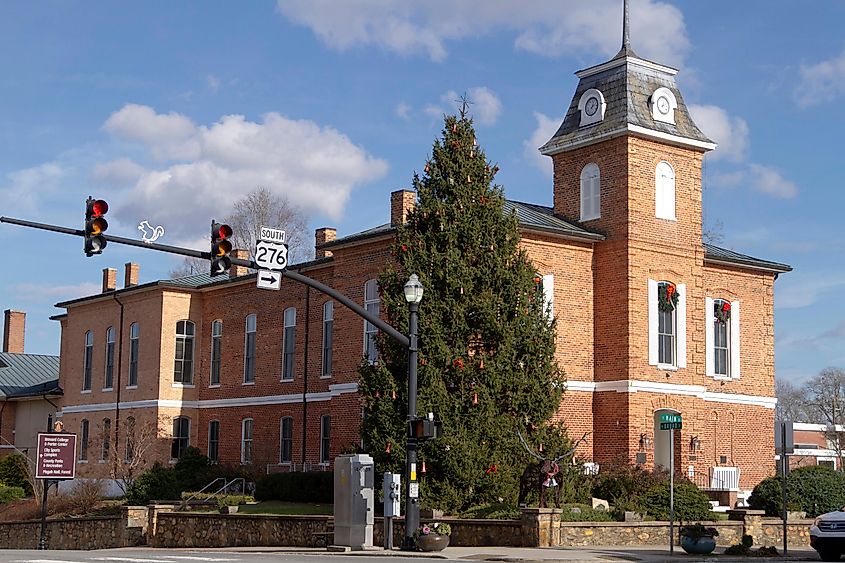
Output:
169,187,310,278
776,378,813,423
805,367,845,470
109,415,167,495
703,219,725,246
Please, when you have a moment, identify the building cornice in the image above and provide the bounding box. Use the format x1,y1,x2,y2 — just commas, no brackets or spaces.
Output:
540,124,717,157
565,379,777,409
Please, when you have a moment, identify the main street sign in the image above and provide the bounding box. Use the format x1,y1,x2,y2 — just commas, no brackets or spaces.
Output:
35,432,77,480
659,413,682,430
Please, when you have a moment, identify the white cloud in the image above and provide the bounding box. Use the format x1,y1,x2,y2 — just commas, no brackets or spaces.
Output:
425,87,501,125
92,158,146,187
748,164,798,199
395,102,411,120
102,104,389,245
796,45,845,107
523,112,562,176
0,162,66,211
10,281,102,300
777,274,845,309
687,104,748,163
276,0,689,67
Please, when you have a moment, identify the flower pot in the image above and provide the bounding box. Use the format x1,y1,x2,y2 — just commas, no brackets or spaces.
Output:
681,535,716,555
417,533,450,552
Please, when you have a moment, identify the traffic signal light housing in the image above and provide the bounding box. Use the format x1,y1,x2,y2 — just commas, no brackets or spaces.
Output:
410,417,442,441
210,221,233,276
84,197,109,256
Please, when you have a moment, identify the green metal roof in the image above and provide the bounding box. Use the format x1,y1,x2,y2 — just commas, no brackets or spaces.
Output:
0,352,61,399
504,200,605,240
703,243,792,273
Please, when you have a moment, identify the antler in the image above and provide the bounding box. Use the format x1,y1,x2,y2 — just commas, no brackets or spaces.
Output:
550,432,591,464
515,426,545,461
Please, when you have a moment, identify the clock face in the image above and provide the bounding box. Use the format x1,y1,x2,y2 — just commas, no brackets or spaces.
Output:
585,96,599,117
657,96,670,115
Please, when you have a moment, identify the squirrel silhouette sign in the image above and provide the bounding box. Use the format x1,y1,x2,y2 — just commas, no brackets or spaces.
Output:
138,220,165,244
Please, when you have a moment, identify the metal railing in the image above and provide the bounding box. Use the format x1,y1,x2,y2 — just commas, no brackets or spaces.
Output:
181,477,248,507
266,462,330,474
691,467,740,491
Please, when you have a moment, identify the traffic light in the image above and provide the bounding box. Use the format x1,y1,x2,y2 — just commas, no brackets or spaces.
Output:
84,197,109,256
210,221,233,276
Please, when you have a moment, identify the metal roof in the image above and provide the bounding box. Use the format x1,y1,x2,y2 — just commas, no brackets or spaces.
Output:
505,200,605,240
703,243,792,273
0,352,61,399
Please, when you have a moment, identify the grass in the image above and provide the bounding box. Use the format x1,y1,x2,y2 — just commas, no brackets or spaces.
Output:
237,501,333,515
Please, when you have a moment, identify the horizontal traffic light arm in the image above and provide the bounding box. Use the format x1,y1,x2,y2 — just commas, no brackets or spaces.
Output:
0,215,410,348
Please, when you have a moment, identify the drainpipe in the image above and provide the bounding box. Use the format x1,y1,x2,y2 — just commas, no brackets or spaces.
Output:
112,294,125,464
301,286,310,466
42,395,60,431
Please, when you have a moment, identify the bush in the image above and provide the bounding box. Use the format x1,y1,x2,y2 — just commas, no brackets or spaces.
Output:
173,447,212,492
460,503,520,519
558,503,614,522
591,460,664,505
0,454,32,496
255,472,333,503
180,492,254,507
0,485,25,504
749,465,845,517
126,463,181,505
636,481,712,521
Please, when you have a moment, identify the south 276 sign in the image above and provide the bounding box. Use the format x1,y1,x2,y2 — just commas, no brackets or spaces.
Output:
254,227,288,271
36,432,77,480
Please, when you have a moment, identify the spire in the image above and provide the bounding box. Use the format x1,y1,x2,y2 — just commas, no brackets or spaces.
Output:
614,0,638,59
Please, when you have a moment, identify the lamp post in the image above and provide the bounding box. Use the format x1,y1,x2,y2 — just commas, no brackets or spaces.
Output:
402,274,423,550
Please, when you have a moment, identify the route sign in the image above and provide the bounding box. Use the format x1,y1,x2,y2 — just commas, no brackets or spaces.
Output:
259,227,285,243
257,269,281,291
254,240,288,271
35,432,77,480
659,413,682,430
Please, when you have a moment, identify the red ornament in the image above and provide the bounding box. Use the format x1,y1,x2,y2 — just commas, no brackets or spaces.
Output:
424,162,430,173
385,441,392,454
421,461,427,474
538,443,544,453
375,390,381,398
451,123,457,133
391,389,397,400
479,358,484,370
401,244,408,252
722,302,731,312
472,392,478,405
452,358,464,370
485,463,498,474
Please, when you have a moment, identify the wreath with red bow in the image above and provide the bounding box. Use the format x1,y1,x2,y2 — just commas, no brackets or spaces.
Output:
715,301,731,323
659,283,679,312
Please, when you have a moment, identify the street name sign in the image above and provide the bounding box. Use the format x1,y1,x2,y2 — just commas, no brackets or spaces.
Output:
659,413,682,430
36,432,77,480
257,269,282,291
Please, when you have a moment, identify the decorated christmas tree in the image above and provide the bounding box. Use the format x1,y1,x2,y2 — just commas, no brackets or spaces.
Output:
359,107,571,512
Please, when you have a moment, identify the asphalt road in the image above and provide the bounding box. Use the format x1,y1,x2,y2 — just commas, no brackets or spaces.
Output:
0,549,439,563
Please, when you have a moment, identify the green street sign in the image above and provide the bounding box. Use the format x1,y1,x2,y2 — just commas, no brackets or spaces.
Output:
659,413,682,430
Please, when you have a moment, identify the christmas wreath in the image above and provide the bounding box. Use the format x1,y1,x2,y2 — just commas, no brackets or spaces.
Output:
658,283,679,312
715,301,731,323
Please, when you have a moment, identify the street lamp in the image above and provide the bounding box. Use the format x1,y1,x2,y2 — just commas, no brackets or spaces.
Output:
402,274,423,550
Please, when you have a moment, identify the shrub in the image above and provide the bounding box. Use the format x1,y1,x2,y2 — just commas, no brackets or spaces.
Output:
126,463,181,505
255,472,333,503
0,485,25,504
173,447,212,492
749,465,845,517
558,503,614,522
460,503,520,519
179,492,254,507
636,481,712,521
591,460,664,505
0,454,32,496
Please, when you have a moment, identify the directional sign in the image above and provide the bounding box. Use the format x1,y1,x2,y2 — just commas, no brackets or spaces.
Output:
260,226,285,243
659,413,682,430
36,432,77,480
257,269,281,291
254,240,288,271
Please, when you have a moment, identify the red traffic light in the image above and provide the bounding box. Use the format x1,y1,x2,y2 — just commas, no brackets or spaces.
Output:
216,223,233,240
90,199,109,217
84,196,109,257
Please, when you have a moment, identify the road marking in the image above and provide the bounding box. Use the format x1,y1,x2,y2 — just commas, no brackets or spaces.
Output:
13,560,87,563
168,558,240,562
92,558,176,563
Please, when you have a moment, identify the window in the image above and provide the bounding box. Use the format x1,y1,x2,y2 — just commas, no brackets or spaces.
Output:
101,418,111,461
208,420,220,464
280,417,293,463
538,274,554,321
648,280,687,368
83,330,93,391
241,418,253,464
104,326,115,390
171,417,190,460
79,419,89,461
706,297,741,379
244,314,256,384
363,279,380,363
174,320,195,384
320,414,331,464
125,416,135,462
282,308,296,381
322,302,333,377
210,320,222,386
655,161,676,220
128,323,139,387
579,163,600,221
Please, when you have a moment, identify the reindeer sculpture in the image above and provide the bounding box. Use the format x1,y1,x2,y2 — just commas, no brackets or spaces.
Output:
516,429,591,509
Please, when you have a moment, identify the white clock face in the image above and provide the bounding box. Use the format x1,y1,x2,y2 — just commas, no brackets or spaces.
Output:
585,96,599,117
657,96,670,115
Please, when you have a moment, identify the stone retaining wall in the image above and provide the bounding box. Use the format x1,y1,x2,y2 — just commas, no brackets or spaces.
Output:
0,515,126,550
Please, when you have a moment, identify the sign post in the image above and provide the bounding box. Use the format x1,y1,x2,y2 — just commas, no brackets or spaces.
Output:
659,413,682,554
36,431,77,550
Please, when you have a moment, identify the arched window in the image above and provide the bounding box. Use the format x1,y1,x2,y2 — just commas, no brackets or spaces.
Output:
282,308,296,381
79,419,89,461
83,330,93,391
280,417,293,464
244,314,257,384
655,161,676,220
320,414,331,464
580,163,600,221
322,301,333,378
101,418,111,461
128,323,139,387
241,418,254,465
208,420,220,463
657,281,677,366
174,320,195,384
706,297,740,379
171,416,190,460
104,326,115,390
363,280,380,364
210,320,222,386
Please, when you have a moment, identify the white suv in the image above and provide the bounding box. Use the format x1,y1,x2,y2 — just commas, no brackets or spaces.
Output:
811,508,845,561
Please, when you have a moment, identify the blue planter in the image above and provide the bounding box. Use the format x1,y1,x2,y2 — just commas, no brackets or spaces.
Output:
681,535,716,555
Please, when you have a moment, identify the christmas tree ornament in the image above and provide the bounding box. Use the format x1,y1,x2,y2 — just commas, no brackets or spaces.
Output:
391,389,397,400
472,392,478,405
421,461,427,473
385,441,392,454
479,358,484,370
375,390,381,398
539,443,544,453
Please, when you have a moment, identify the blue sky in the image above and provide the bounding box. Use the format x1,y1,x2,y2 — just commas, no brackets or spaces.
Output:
1,1,844,384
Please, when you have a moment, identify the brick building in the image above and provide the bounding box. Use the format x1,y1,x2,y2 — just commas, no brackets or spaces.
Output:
52,27,790,501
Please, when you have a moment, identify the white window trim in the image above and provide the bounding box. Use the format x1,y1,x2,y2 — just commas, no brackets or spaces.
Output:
281,307,296,381
542,274,554,321
730,301,741,379
363,280,379,364
650,87,678,125
578,88,607,127
210,319,222,388
655,161,676,221
321,301,333,379
579,163,600,222
241,418,254,465
648,280,686,368
706,297,741,380
244,314,256,384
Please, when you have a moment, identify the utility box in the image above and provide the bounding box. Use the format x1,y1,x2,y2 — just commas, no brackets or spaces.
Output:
333,454,374,549
383,472,401,517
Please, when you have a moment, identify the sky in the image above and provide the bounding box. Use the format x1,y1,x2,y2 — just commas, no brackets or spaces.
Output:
1,0,844,384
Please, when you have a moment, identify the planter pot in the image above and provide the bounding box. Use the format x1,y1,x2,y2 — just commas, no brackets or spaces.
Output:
219,505,239,514
680,535,716,555
417,534,450,552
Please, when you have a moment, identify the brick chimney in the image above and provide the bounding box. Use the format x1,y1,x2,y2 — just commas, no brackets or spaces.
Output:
230,249,250,278
102,268,117,293
390,189,415,226
315,228,336,259
2,310,25,354
124,262,139,288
